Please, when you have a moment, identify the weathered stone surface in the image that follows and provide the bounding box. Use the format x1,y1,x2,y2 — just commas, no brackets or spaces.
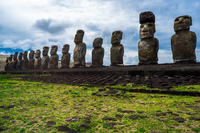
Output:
41,46,49,69
7,55,13,71
10,52,18,70
22,51,28,70
61,44,70,68
92,38,104,67
46,121,56,127
140,11,155,24
16,52,23,70
171,15,196,63
110,30,124,66
138,11,158,65
49,45,59,69
28,50,35,70
4,57,9,71
73,30,86,67
34,49,41,69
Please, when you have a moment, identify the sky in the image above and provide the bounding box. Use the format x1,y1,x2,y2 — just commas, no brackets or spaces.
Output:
0,0,200,65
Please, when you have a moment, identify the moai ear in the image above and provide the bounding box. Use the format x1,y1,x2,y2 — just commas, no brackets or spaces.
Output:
189,16,192,26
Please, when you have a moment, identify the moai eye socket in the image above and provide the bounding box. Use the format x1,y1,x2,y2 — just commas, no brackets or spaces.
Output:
175,17,179,22
148,23,153,27
140,24,144,28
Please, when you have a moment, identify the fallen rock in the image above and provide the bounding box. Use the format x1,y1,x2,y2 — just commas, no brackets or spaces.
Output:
46,121,56,127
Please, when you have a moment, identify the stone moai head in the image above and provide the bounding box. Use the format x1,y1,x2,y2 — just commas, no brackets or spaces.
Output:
139,11,155,39
42,46,49,56
29,50,35,59
174,15,192,32
50,45,58,55
35,49,41,58
14,52,18,61
111,30,123,45
74,30,84,44
62,44,69,54
18,53,23,61
93,38,103,48
24,51,28,59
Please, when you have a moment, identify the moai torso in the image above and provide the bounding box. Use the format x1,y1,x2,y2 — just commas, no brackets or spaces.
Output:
110,31,124,66
41,46,49,69
73,30,86,67
171,15,196,63
28,50,35,70
22,51,28,70
138,38,158,63
92,38,104,67
138,11,158,65
11,52,18,70
4,57,9,71
7,55,13,71
49,45,59,69
16,53,23,70
34,49,41,69
61,44,70,68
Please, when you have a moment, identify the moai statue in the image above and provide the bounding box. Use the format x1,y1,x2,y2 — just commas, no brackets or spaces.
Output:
8,55,13,71
92,37,104,67
16,52,23,70
4,57,9,71
110,30,124,66
73,30,86,67
171,15,197,63
11,52,18,70
22,51,28,70
28,50,35,70
49,45,59,69
41,46,49,69
34,49,41,69
138,11,159,65
61,44,70,68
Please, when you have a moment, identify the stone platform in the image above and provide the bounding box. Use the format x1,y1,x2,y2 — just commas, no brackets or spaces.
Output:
1,63,200,90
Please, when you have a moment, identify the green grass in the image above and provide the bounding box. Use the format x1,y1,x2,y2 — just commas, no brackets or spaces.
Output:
0,74,200,133
111,83,200,92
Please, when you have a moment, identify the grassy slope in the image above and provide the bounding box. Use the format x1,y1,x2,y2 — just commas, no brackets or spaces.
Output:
0,74,200,133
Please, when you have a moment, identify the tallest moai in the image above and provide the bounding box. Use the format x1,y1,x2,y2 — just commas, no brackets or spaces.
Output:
171,15,197,63
138,11,159,65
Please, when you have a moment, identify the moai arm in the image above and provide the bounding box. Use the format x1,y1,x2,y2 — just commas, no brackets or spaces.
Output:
82,43,86,60
121,45,124,58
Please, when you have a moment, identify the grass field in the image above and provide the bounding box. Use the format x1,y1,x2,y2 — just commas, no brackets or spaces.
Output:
0,74,200,133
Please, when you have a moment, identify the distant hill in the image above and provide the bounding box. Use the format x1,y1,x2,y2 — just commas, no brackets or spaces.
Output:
0,54,9,71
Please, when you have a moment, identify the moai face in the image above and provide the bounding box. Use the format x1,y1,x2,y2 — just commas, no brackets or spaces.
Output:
18,53,23,61
50,45,58,55
111,31,122,45
29,50,35,59
174,15,192,32
42,46,49,56
14,52,18,61
93,38,103,48
140,22,155,39
74,30,84,44
62,44,69,54
24,51,28,59
35,49,41,58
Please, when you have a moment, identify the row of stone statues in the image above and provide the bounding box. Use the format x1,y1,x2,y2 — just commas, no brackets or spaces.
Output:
5,11,197,71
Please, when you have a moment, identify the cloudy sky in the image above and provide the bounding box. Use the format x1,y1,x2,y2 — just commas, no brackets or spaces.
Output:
0,0,200,65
